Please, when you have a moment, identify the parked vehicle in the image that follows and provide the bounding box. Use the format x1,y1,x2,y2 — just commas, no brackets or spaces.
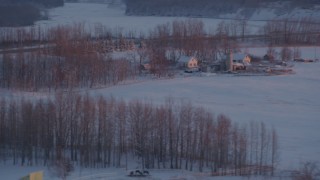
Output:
128,169,150,177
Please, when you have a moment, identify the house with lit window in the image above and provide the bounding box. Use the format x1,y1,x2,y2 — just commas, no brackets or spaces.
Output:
178,56,199,72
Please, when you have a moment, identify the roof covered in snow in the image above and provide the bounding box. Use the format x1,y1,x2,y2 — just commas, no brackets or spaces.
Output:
233,53,249,60
179,56,197,63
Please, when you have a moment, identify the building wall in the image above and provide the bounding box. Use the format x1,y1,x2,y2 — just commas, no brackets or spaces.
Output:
187,58,198,68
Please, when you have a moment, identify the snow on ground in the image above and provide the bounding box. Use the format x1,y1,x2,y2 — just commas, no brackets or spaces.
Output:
88,62,320,171
0,163,276,180
0,47,319,173
242,46,320,59
250,8,277,21
34,2,320,36
250,2,320,20
34,2,265,35
2,59,318,179
2,2,320,179
220,2,320,20
285,7,320,19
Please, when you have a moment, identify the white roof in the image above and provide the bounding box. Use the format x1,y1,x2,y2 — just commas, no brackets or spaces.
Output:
233,53,248,60
220,53,247,60
179,56,197,63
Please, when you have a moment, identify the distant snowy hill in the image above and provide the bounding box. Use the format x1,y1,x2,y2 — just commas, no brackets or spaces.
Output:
124,0,320,20
33,1,320,35
248,2,320,20
73,0,122,4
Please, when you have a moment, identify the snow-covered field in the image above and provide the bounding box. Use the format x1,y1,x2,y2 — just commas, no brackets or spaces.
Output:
90,62,320,169
35,2,265,34
1,2,320,179
34,2,320,36
0,163,273,180
1,55,319,179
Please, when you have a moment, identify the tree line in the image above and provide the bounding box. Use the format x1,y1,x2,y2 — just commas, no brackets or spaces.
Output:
1,19,318,91
262,17,320,45
0,49,136,91
2,18,319,49
0,4,44,27
0,93,279,175
124,0,319,18
0,0,63,8
0,0,63,27
0,24,138,91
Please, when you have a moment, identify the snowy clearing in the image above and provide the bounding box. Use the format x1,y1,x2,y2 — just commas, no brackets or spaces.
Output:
86,62,320,171
0,163,277,180
35,2,265,34
1,60,318,180
2,59,319,170
33,2,320,36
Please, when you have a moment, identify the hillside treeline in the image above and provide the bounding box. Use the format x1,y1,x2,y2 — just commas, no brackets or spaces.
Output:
0,0,63,8
0,94,279,174
124,0,318,17
0,0,63,27
0,4,43,27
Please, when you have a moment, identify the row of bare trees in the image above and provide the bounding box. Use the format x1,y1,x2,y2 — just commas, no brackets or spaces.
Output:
262,17,320,45
124,0,318,17
146,19,228,77
0,26,52,48
0,50,135,91
0,20,215,87
1,17,319,49
0,23,136,50
0,24,138,91
0,93,279,175
2,18,317,90
264,45,302,62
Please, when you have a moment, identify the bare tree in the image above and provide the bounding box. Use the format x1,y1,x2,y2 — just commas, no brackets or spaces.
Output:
271,127,279,176
293,47,301,60
50,157,74,180
281,46,293,61
267,45,277,62
293,162,320,180
0,98,6,162
0,94,281,174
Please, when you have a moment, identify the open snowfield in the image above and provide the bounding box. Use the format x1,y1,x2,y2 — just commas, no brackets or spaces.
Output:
1,2,320,179
1,55,319,179
0,163,273,180
34,2,265,34
89,62,320,170
33,2,320,36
